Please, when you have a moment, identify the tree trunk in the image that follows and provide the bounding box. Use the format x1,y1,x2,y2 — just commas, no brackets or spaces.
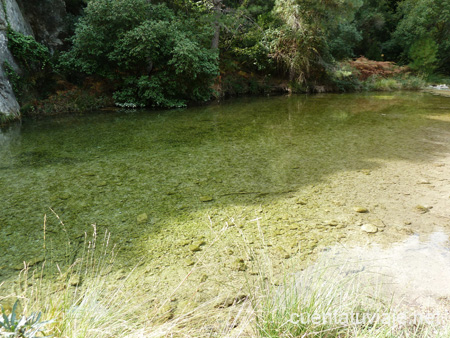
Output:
211,0,222,49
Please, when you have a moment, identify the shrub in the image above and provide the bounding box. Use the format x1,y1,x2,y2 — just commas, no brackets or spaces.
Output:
62,0,219,108
4,28,55,103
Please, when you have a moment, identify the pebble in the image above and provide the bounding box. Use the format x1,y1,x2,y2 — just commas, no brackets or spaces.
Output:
189,240,206,252
354,207,369,213
59,192,70,200
324,220,338,226
137,213,148,223
185,258,195,266
189,244,201,252
361,224,378,233
415,205,429,214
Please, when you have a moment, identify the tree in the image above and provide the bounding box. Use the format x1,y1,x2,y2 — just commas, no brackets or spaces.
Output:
390,0,450,74
62,0,219,108
266,0,363,86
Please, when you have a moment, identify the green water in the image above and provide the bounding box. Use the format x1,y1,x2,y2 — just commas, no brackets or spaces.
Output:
1,92,449,279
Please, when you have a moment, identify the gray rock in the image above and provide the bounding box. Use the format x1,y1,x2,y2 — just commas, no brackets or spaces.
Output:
0,0,33,121
1,0,33,35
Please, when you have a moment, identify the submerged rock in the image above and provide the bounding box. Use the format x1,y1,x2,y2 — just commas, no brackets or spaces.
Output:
324,220,338,226
185,258,195,266
361,224,378,234
354,207,369,213
415,205,429,214
189,240,206,252
137,213,148,223
215,294,248,308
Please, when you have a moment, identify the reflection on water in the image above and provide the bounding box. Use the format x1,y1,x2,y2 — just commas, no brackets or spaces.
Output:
0,92,450,279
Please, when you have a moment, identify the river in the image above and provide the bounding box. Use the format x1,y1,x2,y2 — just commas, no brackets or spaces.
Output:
1,92,450,320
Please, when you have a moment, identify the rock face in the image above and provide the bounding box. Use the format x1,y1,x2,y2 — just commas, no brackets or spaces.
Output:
17,0,67,51
0,0,33,120
0,0,68,121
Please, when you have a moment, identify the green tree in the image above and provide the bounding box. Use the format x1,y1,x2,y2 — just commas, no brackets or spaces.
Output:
266,0,362,86
62,0,219,108
353,0,397,60
390,0,450,74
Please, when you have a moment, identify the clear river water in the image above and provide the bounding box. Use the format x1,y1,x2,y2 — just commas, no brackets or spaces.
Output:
1,92,450,303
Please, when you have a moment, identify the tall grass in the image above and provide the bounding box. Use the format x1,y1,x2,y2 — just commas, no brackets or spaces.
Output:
2,217,450,337
1,221,253,337
363,75,426,91
7,227,154,337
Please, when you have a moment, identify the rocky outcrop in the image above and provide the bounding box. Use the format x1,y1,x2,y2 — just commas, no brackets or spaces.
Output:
0,0,33,120
17,0,67,51
0,0,70,121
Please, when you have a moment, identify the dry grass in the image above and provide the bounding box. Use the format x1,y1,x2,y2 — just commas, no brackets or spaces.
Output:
2,217,450,337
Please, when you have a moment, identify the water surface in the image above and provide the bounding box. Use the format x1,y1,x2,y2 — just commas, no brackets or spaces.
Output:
1,92,450,279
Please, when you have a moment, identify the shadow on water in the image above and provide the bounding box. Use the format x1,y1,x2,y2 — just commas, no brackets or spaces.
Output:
0,92,450,277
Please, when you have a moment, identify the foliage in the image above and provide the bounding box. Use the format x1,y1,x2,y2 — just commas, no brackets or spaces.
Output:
0,301,53,338
408,36,438,74
5,28,55,103
263,0,363,87
389,0,450,74
327,22,362,60
4,0,450,121
353,0,397,60
62,0,219,108
363,74,426,91
348,56,408,80
25,88,111,116
6,28,50,74
3,61,23,99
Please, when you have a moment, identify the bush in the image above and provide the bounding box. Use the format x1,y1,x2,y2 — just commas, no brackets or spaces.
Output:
4,28,55,103
363,74,425,91
62,0,219,108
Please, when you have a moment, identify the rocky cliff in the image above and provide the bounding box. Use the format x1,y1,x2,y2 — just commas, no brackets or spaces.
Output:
0,0,32,120
0,0,68,121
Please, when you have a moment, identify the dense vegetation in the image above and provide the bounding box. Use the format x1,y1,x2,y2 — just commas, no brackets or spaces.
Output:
5,0,450,113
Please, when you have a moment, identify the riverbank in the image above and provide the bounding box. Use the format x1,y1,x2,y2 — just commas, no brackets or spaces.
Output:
0,69,430,126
